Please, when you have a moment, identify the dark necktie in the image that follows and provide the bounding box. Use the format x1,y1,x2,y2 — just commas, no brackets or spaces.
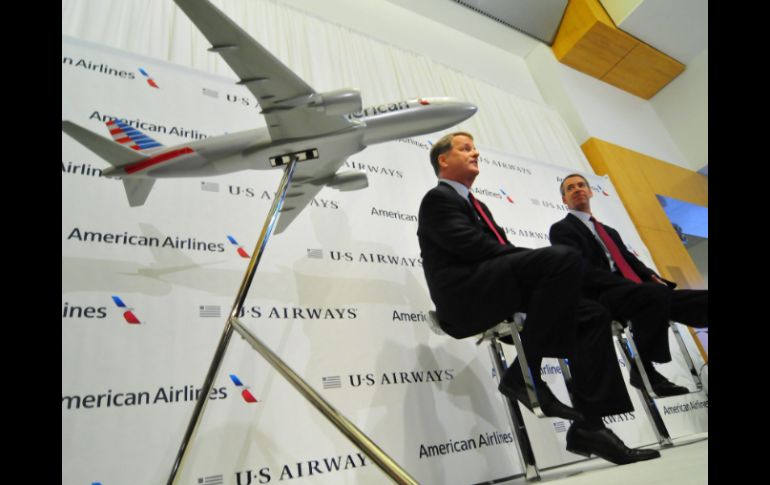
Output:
590,217,642,283
469,193,506,245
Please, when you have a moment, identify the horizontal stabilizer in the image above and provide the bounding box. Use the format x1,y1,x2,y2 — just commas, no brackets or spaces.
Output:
122,178,156,207
62,121,147,168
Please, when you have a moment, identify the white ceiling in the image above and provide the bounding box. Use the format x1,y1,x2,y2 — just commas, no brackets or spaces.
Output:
391,0,708,66
608,0,708,64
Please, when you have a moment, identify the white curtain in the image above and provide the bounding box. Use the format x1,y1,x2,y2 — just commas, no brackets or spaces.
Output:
62,0,590,171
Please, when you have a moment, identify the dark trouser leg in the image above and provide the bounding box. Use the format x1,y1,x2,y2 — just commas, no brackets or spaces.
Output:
500,245,582,385
569,299,633,417
599,282,673,363
670,289,708,328
509,245,582,362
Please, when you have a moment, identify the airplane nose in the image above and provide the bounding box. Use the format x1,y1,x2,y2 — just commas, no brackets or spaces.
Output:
452,102,477,122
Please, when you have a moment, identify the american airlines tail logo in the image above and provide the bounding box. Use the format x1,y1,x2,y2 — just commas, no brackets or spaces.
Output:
229,374,259,403
138,68,159,88
227,235,251,258
596,184,610,196
499,188,514,203
111,296,141,324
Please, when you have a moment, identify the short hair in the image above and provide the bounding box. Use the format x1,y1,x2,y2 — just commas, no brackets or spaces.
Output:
559,173,589,196
429,131,474,176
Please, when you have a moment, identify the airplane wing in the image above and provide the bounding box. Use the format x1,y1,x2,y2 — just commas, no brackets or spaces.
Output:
174,0,358,141
273,159,344,235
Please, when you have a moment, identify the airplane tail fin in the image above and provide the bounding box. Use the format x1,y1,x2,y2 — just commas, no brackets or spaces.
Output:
62,120,156,206
122,178,156,207
62,120,148,169
105,118,163,152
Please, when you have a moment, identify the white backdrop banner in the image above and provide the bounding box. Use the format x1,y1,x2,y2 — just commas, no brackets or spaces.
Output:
62,36,706,485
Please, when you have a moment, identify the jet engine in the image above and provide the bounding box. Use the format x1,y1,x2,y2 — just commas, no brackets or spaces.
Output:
324,170,369,191
310,89,362,116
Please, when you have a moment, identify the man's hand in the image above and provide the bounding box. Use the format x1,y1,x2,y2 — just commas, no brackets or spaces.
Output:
651,274,667,286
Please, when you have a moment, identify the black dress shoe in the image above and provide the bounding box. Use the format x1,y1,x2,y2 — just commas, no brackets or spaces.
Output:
629,367,689,397
498,375,584,421
566,424,661,465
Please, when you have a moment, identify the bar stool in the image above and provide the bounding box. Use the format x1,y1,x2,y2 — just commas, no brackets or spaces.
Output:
427,311,574,482
611,320,706,448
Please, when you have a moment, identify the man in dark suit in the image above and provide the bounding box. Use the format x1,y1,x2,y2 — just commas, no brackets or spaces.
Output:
418,132,659,465
550,173,708,397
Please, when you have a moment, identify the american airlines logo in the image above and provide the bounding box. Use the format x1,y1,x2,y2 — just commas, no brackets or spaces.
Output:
65,227,226,254
370,206,416,223
392,310,428,323
419,430,514,459
306,248,422,268
229,374,259,404
62,160,104,178
62,384,228,411
111,295,141,324
234,451,368,484
89,111,208,141
138,67,159,88
663,400,708,415
471,186,505,202
595,184,610,196
227,235,251,259
347,100,411,119
62,301,107,320
62,55,136,80
397,137,430,150
198,304,358,320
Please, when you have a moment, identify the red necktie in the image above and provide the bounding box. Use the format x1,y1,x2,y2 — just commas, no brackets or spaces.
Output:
469,193,506,245
590,217,642,283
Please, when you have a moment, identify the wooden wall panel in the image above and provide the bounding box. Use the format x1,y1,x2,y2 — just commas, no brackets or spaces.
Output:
580,138,707,290
552,0,685,99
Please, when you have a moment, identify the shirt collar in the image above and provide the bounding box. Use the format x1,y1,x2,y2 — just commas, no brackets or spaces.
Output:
439,178,470,201
569,209,593,224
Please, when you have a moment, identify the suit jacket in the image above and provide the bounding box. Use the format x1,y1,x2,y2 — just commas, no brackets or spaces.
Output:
418,182,529,337
549,213,675,298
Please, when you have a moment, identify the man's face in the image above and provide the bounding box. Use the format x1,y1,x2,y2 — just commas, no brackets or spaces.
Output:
562,175,593,211
438,135,479,188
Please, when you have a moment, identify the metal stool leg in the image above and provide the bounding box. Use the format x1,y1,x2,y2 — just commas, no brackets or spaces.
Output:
669,322,705,395
489,338,541,481
611,322,673,448
557,358,575,402
508,316,546,418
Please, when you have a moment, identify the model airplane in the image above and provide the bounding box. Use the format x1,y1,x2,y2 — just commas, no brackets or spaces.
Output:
62,0,477,234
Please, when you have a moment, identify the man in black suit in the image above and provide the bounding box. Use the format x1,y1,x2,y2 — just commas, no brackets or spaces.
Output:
550,173,708,396
418,132,659,465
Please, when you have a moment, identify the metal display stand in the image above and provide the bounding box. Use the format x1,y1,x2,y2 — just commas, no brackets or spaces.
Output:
167,158,418,485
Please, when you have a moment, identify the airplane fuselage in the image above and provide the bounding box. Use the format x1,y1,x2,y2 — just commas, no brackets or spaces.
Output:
108,97,475,179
